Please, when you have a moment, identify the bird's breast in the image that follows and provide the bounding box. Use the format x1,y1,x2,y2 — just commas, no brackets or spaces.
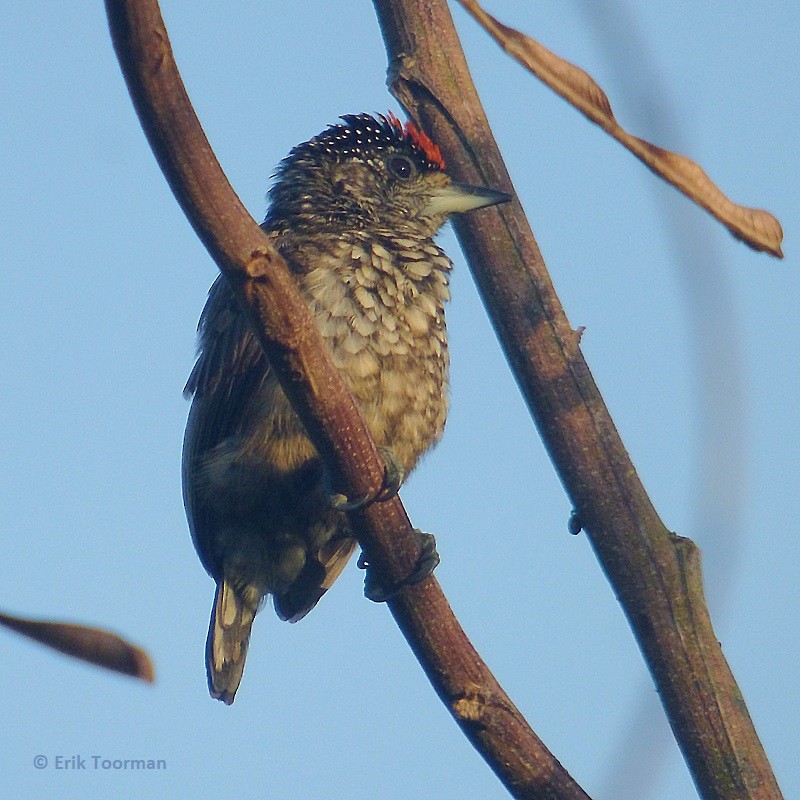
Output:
297,234,452,472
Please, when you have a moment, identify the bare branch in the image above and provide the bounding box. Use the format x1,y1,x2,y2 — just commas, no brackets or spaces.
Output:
0,610,154,683
105,0,591,797
373,0,783,798
456,0,784,258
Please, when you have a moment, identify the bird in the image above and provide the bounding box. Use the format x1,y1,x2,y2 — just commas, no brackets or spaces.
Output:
183,112,510,703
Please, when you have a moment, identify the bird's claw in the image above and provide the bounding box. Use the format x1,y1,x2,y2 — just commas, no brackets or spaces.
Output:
329,446,405,511
359,530,440,603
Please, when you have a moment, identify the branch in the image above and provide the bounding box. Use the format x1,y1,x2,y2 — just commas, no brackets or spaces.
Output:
0,610,154,682
372,1,783,799
105,1,591,797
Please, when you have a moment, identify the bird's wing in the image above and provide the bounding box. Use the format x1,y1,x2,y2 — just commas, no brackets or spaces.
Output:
273,534,358,623
183,275,268,414
183,262,357,610
182,275,271,576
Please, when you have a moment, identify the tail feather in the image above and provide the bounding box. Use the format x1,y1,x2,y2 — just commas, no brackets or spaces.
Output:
206,580,258,704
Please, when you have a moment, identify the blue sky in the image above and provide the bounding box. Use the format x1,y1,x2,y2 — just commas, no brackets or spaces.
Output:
2,2,798,798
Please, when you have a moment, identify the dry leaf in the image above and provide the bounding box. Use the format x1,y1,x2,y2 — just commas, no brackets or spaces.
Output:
457,0,784,258
0,610,155,683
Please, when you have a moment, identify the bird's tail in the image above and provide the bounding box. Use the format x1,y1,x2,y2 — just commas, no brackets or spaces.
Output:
206,579,258,704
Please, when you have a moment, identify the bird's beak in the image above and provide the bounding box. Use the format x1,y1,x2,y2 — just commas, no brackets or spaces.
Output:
423,182,512,217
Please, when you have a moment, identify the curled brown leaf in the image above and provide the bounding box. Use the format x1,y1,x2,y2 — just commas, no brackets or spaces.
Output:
457,0,784,258
0,610,155,683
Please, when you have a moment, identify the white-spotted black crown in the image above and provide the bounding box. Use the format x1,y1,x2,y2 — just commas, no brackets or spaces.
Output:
286,113,446,174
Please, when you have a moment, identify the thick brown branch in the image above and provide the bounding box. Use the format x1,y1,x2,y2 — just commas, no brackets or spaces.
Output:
105,1,590,798
372,1,782,799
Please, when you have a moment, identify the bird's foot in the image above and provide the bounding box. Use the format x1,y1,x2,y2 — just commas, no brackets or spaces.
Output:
358,530,440,603
329,446,405,512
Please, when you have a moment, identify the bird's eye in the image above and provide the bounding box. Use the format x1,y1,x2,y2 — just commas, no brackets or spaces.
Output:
387,155,416,180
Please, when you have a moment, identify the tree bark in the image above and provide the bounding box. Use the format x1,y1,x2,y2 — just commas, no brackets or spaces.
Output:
372,1,782,798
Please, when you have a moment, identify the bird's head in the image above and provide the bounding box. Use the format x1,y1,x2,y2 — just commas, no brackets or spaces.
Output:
265,113,510,237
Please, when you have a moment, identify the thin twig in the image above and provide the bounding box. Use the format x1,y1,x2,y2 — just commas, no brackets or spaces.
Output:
371,1,783,798
455,0,783,258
